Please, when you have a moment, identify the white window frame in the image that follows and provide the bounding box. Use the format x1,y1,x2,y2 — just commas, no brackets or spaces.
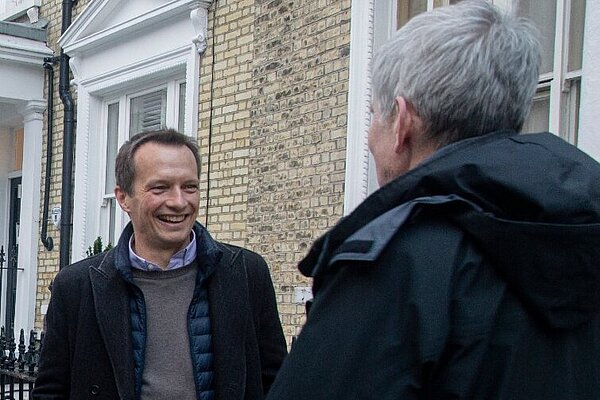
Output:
548,0,583,144
510,0,584,144
98,79,187,246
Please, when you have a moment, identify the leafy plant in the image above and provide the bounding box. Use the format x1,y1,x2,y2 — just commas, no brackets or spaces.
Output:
86,236,113,257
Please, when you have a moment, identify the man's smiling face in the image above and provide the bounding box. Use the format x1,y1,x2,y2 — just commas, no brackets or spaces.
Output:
115,141,199,263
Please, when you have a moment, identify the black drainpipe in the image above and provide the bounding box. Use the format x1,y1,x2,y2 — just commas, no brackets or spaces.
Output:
41,57,59,251
58,0,77,269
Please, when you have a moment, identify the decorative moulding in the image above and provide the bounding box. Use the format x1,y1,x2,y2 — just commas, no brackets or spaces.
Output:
18,99,46,122
191,7,208,55
74,47,188,95
60,0,213,56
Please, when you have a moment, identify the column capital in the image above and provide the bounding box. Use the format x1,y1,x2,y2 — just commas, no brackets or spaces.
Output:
18,100,46,123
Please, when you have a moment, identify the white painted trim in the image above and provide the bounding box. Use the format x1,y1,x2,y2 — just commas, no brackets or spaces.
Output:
191,6,209,55
60,0,212,54
0,34,53,65
186,44,201,135
71,89,93,262
186,6,206,134
549,0,566,135
6,170,21,179
344,0,374,215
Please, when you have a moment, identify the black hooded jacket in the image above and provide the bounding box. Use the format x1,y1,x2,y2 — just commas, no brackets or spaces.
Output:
267,131,600,400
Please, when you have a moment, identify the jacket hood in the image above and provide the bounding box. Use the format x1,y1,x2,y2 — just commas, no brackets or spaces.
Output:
301,131,600,329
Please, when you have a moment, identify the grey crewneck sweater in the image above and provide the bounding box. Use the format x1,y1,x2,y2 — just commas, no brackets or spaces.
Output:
132,262,200,400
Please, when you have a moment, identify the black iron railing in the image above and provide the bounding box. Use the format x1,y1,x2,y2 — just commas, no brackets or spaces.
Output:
0,245,22,337
0,327,42,399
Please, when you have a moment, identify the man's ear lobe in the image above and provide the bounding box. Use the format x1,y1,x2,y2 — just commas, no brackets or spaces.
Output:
393,96,412,154
114,186,130,212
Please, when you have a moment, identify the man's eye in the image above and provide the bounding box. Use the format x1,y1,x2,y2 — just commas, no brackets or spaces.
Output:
184,185,199,192
150,186,167,193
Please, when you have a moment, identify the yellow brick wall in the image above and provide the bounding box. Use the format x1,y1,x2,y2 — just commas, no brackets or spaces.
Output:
247,0,352,342
198,0,254,247
34,0,353,344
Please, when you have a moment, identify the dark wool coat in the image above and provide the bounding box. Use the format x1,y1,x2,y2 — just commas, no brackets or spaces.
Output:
33,223,287,400
267,131,600,400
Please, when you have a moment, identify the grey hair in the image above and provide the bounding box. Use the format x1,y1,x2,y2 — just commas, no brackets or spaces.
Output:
372,0,541,146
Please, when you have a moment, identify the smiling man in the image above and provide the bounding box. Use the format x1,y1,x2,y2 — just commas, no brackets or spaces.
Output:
33,129,287,400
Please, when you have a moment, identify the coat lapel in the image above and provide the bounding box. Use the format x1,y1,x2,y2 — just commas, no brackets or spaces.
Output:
89,250,136,400
208,244,249,399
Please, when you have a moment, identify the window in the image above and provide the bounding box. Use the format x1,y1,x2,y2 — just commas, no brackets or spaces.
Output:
515,0,585,145
62,0,207,262
521,85,551,134
396,0,459,27
99,80,186,244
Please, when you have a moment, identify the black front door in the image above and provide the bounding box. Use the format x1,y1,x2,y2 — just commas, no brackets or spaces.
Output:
5,177,21,335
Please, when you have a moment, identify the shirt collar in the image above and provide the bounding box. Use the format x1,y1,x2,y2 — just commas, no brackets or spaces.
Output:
128,230,197,271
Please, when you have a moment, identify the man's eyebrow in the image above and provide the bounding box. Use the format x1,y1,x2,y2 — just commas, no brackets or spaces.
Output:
144,178,199,186
145,179,168,186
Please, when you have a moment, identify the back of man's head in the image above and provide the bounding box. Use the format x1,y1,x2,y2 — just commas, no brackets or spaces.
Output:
372,0,541,147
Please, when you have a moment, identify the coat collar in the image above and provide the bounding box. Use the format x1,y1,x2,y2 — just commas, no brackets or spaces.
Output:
207,242,250,399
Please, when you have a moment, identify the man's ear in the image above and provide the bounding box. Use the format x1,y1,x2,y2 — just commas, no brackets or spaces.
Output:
392,96,414,155
114,186,130,213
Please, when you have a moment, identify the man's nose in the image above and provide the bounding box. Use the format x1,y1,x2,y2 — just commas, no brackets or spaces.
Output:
166,188,187,207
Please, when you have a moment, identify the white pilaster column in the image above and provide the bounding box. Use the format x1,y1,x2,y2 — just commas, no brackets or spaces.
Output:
14,99,46,334
344,0,375,215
